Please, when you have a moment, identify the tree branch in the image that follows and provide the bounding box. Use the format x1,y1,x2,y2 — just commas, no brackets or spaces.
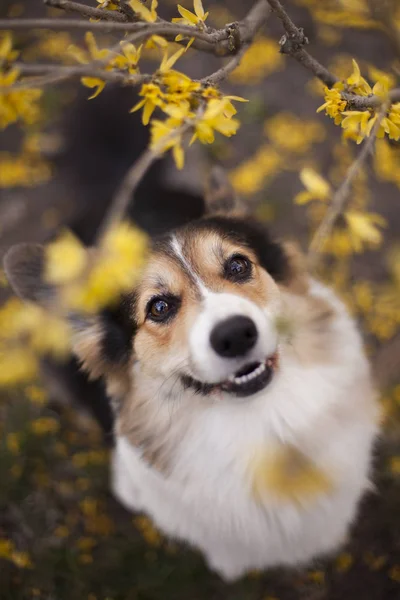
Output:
2,63,148,90
44,0,128,22
266,0,338,88
202,45,249,86
307,103,389,270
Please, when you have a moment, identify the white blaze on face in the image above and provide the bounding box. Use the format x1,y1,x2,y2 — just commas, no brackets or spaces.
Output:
189,292,278,384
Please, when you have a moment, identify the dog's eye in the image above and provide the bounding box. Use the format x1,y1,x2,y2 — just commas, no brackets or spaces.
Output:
146,296,177,322
225,254,252,282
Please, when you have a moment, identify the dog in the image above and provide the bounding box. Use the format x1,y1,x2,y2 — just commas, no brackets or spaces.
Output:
4,186,379,581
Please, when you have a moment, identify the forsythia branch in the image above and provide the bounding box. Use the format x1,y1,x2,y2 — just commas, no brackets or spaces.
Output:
307,103,390,270
266,0,338,88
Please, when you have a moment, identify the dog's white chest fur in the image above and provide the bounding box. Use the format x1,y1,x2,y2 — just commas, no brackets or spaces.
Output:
112,282,378,580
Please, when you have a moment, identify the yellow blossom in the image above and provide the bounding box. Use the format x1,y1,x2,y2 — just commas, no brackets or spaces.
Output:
45,231,87,285
344,210,385,252
229,37,284,85
0,151,51,187
11,551,32,569
173,0,209,42
150,117,186,169
0,347,38,386
114,41,142,74
130,82,165,125
134,515,163,547
250,445,333,503
31,417,60,435
265,113,325,153
6,432,20,454
0,32,19,63
96,0,118,9
191,98,240,145
294,168,331,204
346,59,371,95
335,552,354,572
158,47,186,74
0,539,14,558
369,66,395,98
0,69,42,129
230,145,282,196
317,84,347,124
129,0,158,23
64,222,148,313
69,32,110,98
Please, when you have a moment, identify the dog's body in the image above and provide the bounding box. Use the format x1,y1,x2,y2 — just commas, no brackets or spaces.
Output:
5,210,379,580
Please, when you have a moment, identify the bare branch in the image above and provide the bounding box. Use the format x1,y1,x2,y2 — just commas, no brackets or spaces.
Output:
307,103,389,270
44,0,128,22
266,0,338,88
202,45,249,86
0,63,148,90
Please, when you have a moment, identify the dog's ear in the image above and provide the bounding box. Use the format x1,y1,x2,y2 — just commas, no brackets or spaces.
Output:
3,243,136,391
3,243,54,304
204,166,247,216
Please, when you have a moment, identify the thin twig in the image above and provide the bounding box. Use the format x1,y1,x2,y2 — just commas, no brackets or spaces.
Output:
202,45,249,85
44,0,128,22
3,63,148,89
307,104,389,270
266,0,338,88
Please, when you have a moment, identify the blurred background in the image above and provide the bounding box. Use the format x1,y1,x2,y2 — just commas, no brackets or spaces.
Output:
0,0,399,598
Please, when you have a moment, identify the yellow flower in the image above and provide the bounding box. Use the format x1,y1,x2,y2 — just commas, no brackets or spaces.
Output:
11,551,32,569
130,82,165,125
265,113,325,153
229,37,284,85
230,145,282,196
150,117,185,169
0,539,14,559
129,0,158,23
31,417,60,435
134,515,163,547
0,32,19,63
346,59,372,95
65,222,148,313
344,210,386,252
158,47,186,74
250,445,333,503
69,32,110,98
96,0,118,9
369,66,395,99
294,168,331,204
0,69,42,129
341,110,375,144
173,0,209,29
6,433,20,454
45,230,87,284
317,84,347,124
114,41,142,74
0,151,51,187
0,348,38,386
191,98,240,145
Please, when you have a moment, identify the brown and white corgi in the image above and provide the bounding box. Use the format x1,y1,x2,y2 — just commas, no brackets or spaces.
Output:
4,187,379,581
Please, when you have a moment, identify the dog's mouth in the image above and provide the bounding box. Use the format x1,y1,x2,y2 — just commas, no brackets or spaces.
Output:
182,352,279,398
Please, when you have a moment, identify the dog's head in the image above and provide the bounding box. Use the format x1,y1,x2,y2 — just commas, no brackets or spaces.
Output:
4,178,311,411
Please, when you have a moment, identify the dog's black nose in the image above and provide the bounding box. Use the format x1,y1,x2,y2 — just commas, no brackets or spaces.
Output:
210,316,258,358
